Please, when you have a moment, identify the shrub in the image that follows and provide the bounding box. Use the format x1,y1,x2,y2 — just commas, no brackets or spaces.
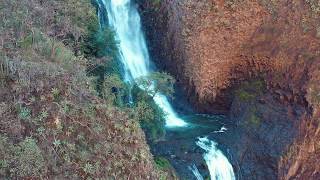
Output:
18,106,31,120
82,27,118,59
130,72,176,141
135,100,156,122
51,87,61,101
248,113,261,127
11,138,46,178
236,90,256,101
0,57,10,86
235,79,266,102
154,157,172,170
101,74,128,106
0,135,14,177
0,136,45,178
132,87,166,141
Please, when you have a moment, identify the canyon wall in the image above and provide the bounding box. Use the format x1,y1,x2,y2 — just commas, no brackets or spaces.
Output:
139,0,320,179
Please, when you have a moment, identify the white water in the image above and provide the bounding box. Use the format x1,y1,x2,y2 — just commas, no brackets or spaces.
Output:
103,0,186,127
189,164,204,180
100,0,235,179
196,137,236,180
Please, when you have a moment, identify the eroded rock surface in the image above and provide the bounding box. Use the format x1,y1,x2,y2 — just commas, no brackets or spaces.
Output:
138,0,320,179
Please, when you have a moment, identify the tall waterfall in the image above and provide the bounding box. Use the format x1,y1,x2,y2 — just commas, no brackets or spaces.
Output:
103,0,186,127
98,0,235,179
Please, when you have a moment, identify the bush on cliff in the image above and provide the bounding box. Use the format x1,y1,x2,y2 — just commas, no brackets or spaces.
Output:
235,79,266,102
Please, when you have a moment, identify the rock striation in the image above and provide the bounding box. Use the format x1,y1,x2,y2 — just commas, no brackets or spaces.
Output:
138,0,320,179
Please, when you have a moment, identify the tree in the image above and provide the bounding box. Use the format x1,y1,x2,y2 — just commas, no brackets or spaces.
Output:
133,99,166,141
135,72,175,98
82,27,118,58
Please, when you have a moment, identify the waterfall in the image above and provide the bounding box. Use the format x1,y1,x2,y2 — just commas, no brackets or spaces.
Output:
98,0,235,179
189,164,204,180
102,0,186,127
196,137,236,180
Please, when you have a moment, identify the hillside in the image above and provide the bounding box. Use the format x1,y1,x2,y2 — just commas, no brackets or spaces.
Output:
0,0,162,179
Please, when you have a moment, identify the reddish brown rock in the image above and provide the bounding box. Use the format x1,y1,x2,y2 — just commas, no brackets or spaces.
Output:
139,0,320,179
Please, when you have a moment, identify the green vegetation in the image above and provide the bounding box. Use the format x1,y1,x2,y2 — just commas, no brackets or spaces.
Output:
82,25,118,58
151,0,162,7
236,90,256,102
0,136,45,178
136,72,176,98
154,156,179,180
12,138,45,177
95,62,175,141
132,72,174,141
17,106,32,120
235,79,266,102
134,97,166,141
154,157,172,170
101,74,127,106
0,0,163,179
248,112,261,127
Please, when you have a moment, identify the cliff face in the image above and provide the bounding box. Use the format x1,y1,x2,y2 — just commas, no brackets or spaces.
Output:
142,0,319,113
141,0,269,113
139,0,320,179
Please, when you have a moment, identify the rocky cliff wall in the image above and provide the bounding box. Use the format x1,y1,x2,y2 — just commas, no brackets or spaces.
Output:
140,0,319,113
138,0,320,179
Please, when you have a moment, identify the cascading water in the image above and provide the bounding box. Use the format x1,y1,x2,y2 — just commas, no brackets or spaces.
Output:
196,137,235,180
98,0,235,179
189,164,204,180
103,0,186,127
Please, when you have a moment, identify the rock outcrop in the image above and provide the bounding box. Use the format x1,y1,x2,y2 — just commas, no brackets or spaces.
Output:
138,0,320,179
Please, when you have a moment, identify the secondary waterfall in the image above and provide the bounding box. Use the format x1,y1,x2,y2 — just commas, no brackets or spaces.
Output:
196,137,235,180
189,164,204,180
98,0,235,179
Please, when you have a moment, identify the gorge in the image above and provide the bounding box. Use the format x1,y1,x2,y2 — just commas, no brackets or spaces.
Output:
1,0,320,179
101,0,320,179
99,0,235,179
